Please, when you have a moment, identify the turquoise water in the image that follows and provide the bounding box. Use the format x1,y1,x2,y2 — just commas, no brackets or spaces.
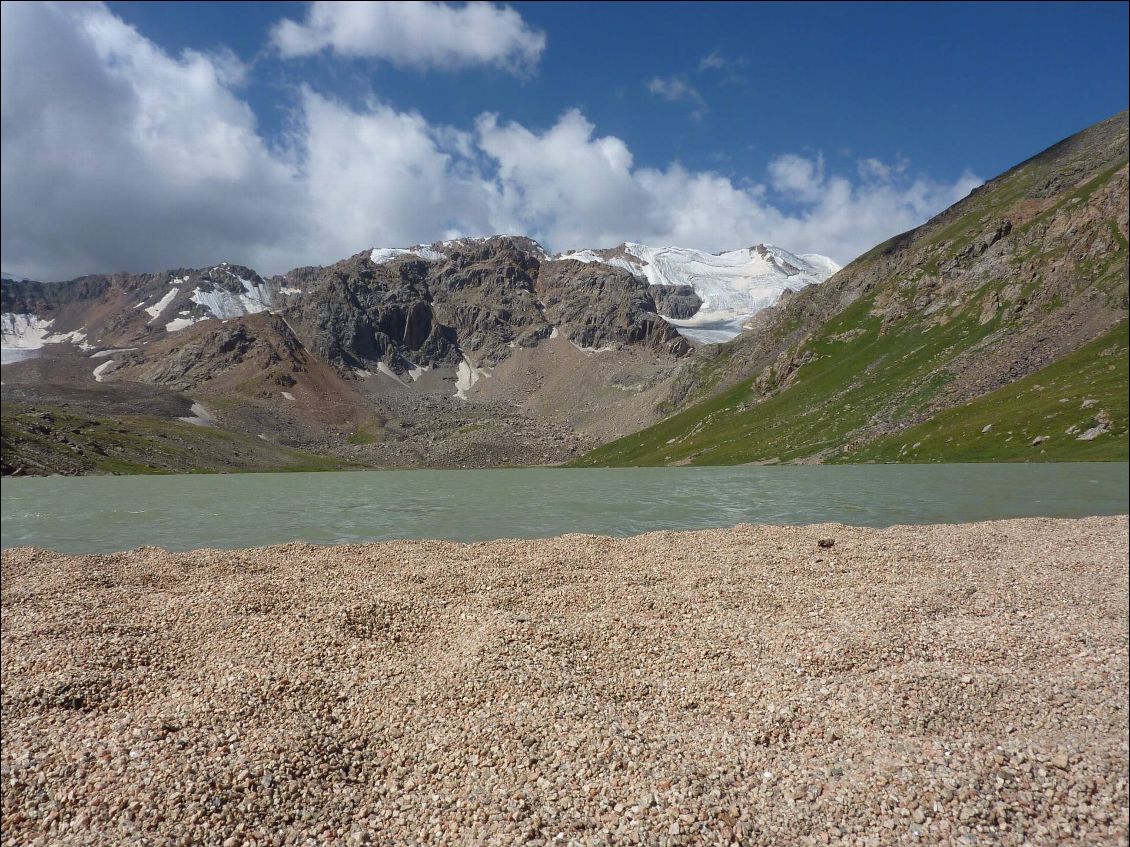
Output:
1,463,1126,553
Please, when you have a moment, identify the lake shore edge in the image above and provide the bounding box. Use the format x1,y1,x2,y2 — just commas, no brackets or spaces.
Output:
3,515,1128,844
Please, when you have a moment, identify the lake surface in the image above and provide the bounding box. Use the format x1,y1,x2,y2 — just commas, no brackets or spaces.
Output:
1,463,1126,554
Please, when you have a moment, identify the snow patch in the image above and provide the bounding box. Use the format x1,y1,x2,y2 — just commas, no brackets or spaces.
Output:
557,249,640,275
549,326,560,339
145,287,180,321
92,360,115,382
370,246,445,265
2,313,54,349
353,368,373,378
164,317,200,332
570,340,617,355
278,287,303,296
406,360,429,382
1,313,93,361
190,271,274,319
453,357,490,400
1,348,39,364
177,402,214,426
281,391,295,401
90,348,137,358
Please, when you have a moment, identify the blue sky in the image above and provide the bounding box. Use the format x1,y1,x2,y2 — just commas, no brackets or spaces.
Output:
3,1,1127,280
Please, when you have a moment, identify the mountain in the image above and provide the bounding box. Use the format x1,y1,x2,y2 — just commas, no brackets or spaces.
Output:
574,111,1129,466
5,113,1126,475
2,236,832,474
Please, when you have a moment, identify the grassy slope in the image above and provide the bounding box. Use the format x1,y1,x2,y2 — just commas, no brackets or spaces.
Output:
574,313,1128,467
848,321,1128,462
572,297,1004,466
573,157,1128,467
1,403,363,475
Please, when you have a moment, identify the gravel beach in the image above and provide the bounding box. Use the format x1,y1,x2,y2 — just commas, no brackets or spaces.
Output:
2,516,1128,846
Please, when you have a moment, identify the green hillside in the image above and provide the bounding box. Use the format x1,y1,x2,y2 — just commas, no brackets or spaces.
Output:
573,114,1129,467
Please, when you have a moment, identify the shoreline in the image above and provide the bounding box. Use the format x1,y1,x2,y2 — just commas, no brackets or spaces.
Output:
3,454,1129,480
3,516,1128,845
3,511,1130,557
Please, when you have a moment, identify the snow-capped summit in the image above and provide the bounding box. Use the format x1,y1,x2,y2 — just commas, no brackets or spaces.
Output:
555,243,840,343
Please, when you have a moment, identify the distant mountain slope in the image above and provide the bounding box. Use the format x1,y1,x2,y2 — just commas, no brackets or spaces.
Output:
6,235,827,474
574,111,1129,466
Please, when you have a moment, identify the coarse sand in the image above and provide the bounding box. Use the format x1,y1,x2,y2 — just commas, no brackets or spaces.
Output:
2,516,1128,846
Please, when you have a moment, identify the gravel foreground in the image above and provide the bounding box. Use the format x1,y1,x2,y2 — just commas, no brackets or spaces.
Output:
2,516,1128,847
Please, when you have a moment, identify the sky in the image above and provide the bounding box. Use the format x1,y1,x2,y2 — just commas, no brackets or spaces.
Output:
2,1,1127,281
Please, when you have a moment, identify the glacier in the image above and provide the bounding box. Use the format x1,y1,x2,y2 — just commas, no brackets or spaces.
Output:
557,243,840,343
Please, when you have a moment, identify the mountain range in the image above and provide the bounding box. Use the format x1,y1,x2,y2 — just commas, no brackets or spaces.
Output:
0,238,835,473
1,112,1126,474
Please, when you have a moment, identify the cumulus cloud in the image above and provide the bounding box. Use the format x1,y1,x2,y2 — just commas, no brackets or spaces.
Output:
646,75,708,119
0,2,981,281
759,154,982,262
767,153,826,203
271,1,545,74
857,155,909,182
296,89,496,259
0,1,303,280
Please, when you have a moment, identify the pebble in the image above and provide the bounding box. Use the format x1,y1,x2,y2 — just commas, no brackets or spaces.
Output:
2,516,1127,846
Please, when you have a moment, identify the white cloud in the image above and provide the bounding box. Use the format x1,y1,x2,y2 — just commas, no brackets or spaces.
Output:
297,89,495,260
767,153,826,203
476,119,980,263
698,50,727,72
0,2,981,282
0,1,303,280
271,1,545,74
857,155,909,182
476,110,651,246
646,75,708,119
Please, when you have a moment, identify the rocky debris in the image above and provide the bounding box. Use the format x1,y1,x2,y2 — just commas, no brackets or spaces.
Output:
1,516,1127,845
1077,410,1112,441
116,313,308,392
338,396,594,469
426,237,547,367
817,537,836,548
753,344,818,395
0,275,110,315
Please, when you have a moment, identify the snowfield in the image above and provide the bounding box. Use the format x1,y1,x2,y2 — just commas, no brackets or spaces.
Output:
1,313,91,363
143,286,181,321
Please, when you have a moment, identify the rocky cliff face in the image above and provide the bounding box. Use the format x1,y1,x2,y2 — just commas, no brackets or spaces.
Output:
273,236,692,377
535,260,690,356
650,285,703,320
